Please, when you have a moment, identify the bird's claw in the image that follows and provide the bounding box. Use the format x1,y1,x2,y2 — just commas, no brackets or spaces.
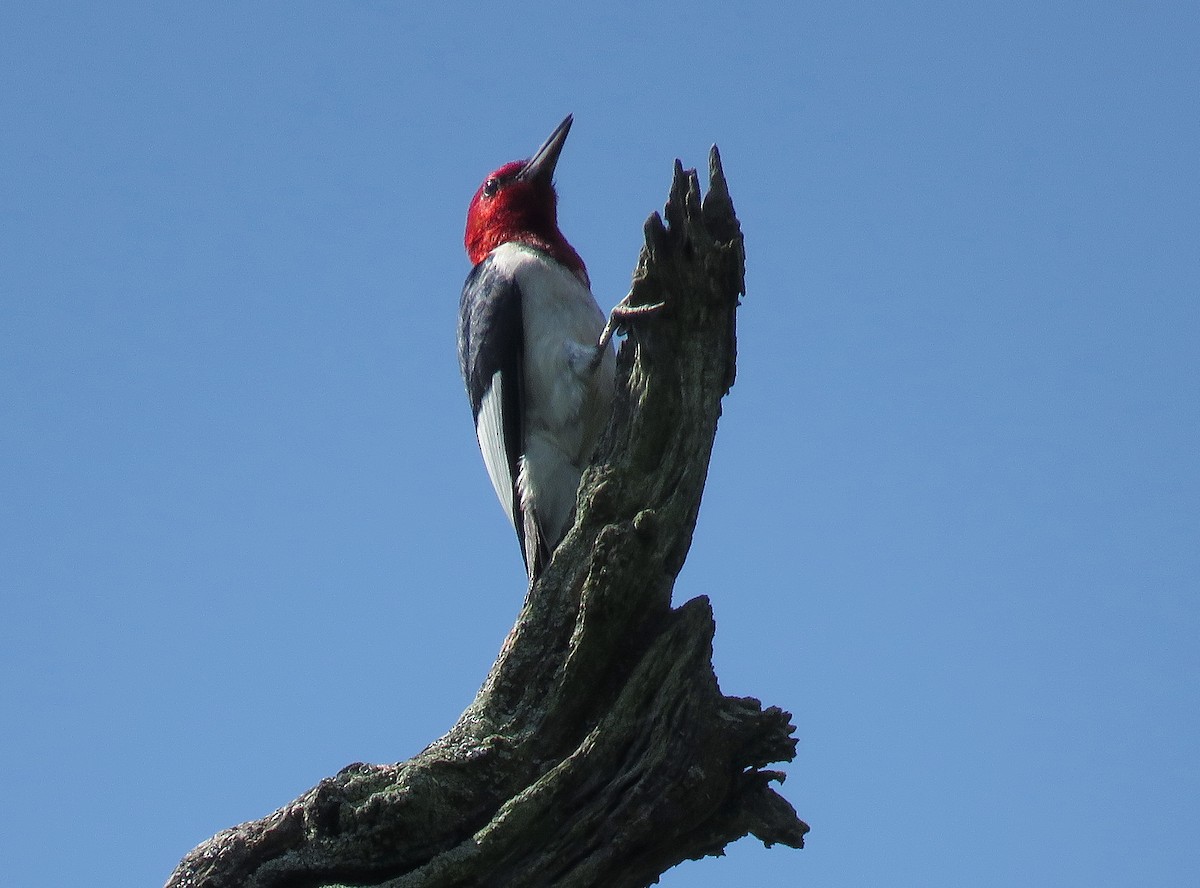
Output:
595,291,667,358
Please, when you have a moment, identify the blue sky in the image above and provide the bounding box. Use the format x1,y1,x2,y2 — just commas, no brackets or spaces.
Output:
2,2,1197,886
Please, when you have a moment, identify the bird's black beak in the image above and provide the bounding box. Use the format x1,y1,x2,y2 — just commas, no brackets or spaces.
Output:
518,114,573,185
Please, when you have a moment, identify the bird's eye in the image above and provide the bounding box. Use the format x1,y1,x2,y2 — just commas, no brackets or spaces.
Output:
483,177,499,197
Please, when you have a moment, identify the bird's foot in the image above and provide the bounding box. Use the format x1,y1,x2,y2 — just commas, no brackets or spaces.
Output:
592,291,666,367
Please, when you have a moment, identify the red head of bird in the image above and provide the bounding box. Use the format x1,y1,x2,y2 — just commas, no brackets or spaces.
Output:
464,115,588,284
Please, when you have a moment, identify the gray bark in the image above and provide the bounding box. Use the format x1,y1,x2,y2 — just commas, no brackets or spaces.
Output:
167,148,808,888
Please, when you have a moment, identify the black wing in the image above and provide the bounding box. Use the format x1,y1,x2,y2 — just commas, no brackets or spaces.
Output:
458,256,543,575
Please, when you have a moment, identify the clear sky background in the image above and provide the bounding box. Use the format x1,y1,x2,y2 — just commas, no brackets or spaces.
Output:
2,2,1197,886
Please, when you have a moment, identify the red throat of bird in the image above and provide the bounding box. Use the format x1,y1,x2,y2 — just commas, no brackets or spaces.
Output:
464,160,588,285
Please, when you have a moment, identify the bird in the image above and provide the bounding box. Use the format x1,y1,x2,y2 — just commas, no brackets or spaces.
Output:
457,115,618,580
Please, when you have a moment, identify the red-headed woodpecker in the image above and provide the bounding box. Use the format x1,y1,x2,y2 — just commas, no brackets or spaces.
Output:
458,115,616,579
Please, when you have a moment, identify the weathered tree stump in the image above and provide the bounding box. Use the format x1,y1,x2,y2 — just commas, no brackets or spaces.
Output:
167,148,807,888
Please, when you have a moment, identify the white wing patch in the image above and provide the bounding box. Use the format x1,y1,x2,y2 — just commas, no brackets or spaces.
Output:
476,371,516,530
